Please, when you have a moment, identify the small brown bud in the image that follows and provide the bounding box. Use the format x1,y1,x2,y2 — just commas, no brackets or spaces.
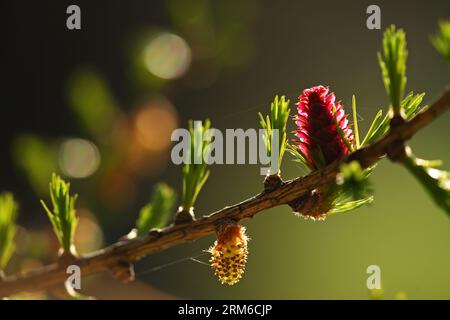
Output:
288,188,332,221
174,207,195,224
263,173,283,192
110,260,135,283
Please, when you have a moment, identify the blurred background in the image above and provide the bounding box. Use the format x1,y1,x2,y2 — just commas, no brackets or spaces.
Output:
0,0,449,299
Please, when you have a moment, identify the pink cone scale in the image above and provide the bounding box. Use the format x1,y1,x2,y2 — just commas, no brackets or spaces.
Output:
292,86,354,220
294,85,354,169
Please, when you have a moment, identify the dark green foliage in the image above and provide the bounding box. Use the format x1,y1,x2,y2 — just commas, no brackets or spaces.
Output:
182,120,211,210
431,20,450,66
403,149,450,216
287,143,314,172
361,92,426,146
330,161,374,215
352,95,361,149
259,95,291,173
336,161,373,201
136,183,176,236
40,174,78,254
378,25,408,114
0,193,18,270
333,105,353,152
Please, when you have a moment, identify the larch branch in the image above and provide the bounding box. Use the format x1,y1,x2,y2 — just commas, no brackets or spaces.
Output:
0,89,449,297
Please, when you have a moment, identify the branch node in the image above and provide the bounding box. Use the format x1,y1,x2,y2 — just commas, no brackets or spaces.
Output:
288,188,332,221
148,229,162,238
390,114,406,129
174,207,196,224
110,260,135,284
386,141,407,163
215,218,238,231
57,248,78,266
263,173,283,192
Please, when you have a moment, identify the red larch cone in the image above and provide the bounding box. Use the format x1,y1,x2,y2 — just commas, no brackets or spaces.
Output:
292,86,354,220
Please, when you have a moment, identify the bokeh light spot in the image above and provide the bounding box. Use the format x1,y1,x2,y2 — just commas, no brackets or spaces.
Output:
74,209,104,254
134,98,178,151
143,33,191,79
59,138,101,178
